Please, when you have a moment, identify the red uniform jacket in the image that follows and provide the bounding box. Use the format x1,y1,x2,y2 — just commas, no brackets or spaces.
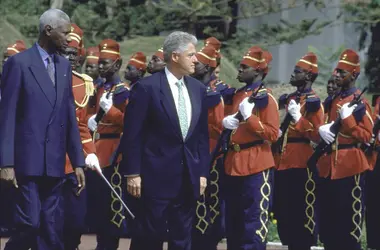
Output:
317,88,373,179
275,90,324,170
224,83,279,176
65,71,96,174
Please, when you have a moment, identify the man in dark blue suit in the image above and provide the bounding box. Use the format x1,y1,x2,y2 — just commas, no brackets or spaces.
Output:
0,9,85,250
120,31,210,250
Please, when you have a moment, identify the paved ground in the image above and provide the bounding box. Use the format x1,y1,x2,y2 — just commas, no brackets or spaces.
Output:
1,235,293,250
0,235,327,250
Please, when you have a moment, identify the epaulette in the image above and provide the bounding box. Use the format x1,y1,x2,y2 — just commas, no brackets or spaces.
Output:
205,90,222,108
215,80,229,93
113,83,130,105
222,87,236,105
353,102,366,123
278,94,289,110
305,93,321,113
72,71,95,97
252,88,269,109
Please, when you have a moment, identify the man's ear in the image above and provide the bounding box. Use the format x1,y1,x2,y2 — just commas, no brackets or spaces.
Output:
44,25,52,37
171,52,179,63
305,72,312,82
114,59,122,71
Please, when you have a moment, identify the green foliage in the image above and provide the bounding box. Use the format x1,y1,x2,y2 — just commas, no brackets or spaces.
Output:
307,45,345,85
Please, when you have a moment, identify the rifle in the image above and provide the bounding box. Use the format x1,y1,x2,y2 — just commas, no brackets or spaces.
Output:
361,102,380,155
95,87,113,123
271,91,302,154
307,87,368,173
210,83,265,164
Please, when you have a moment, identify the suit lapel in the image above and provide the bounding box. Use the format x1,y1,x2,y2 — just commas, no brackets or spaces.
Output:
184,76,201,141
159,71,182,139
54,56,65,112
28,45,56,107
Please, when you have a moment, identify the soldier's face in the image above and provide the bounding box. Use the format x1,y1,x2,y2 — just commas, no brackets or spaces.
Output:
46,22,71,52
172,43,197,75
192,61,209,80
124,64,143,82
98,58,118,78
290,66,306,87
334,68,352,87
237,64,259,83
327,77,339,96
85,63,99,79
147,55,166,74
213,65,220,79
61,47,79,70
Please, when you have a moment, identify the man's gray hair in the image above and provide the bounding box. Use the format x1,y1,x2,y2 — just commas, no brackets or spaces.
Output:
39,9,70,34
163,31,197,63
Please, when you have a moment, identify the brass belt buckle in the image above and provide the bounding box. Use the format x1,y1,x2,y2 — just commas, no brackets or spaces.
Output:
233,144,241,152
94,132,100,140
331,143,336,151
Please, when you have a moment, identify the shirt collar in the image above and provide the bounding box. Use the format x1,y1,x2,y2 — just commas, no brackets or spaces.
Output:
35,42,54,62
165,67,184,86
339,86,357,98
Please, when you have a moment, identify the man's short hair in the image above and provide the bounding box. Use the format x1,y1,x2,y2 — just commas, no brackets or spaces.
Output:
163,31,197,63
39,9,70,34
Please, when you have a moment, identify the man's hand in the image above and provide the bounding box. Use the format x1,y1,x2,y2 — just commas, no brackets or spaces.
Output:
75,167,86,196
339,103,357,120
0,167,18,188
88,114,97,132
127,176,142,198
200,177,207,196
318,121,335,144
278,129,283,139
99,93,113,114
222,113,239,130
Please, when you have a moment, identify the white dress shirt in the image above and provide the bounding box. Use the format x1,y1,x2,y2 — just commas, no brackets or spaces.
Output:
165,67,192,128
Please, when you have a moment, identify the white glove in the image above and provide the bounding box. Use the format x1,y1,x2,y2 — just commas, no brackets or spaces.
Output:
85,153,100,172
222,113,239,130
288,99,302,123
99,92,113,114
88,114,97,132
238,97,255,120
278,129,283,139
339,103,357,120
318,121,335,144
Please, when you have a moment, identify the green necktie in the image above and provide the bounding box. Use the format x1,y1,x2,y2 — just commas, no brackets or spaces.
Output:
175,81,188,139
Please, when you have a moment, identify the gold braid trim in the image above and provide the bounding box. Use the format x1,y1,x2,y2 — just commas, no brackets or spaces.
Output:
304,168,316,234
195,194,209,234
350,174,363,242
110,164,126,228
209,161,220,224
256,169,271,242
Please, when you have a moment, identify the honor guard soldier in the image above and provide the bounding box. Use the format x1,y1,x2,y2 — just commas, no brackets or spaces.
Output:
273,52,324,250
191,45,225,250
317,49,373,250
0,39,27,236
124,52,147,88
204,37,222,79
59,23,100,250
147,48,166,74
365,95,380,250
222,46,279,250
87,39,130,250
85,46,103,89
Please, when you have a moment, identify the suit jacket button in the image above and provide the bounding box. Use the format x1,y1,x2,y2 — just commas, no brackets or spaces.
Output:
61,124,64,127
46,139,49,143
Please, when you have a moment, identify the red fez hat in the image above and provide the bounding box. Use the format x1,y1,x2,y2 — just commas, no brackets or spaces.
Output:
128,52,146,71
296,52,318,74
204,37,221,52
335,49,360,73
263,51,272,74
196,46,217,68
154,48,164,60
6,40,26,56
99,39,121,61
68,23,83,50
240,46,267,69
86,46,100,64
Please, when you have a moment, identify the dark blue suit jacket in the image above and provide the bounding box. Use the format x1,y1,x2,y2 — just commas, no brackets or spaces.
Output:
0,44,85,177
119,70,210,199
